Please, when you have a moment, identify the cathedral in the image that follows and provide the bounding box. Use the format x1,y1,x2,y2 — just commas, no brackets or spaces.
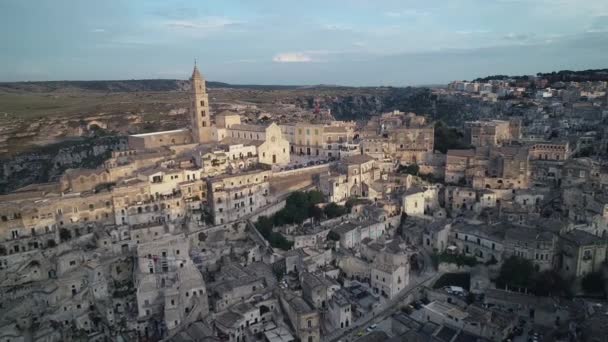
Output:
127,64,290,166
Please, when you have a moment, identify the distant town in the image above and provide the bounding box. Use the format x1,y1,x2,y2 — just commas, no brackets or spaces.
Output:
1,65,608,342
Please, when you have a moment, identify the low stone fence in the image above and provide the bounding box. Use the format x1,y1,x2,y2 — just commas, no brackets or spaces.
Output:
272,164,329,178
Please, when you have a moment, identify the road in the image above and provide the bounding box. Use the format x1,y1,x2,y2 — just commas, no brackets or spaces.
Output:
323,271,442,342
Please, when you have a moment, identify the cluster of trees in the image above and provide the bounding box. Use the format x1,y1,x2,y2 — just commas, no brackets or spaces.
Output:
496,256,570,297
434,252,478,268
433,121,471,154
397,164,420,176
472,69,608,84
255,216,293,251
271,191,324,226
537,69,608,83
254,191,350,250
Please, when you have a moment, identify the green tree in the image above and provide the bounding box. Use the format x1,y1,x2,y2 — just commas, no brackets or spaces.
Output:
532,270,570,297
434,121,471,153
496,256,535,289
307,190,324,205
324,203,347,218
398,164,420,176
582,272,605,295
327,230,340,241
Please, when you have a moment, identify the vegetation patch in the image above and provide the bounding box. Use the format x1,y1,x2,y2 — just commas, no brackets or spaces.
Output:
495,256,570,297
433,252,478,267
254,190,349,250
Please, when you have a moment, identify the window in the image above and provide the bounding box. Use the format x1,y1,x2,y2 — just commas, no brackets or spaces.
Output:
201,110,206,117
307,319,312,328
583,250,592,260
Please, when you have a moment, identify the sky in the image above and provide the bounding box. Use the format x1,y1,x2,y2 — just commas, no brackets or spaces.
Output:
0,0,607,86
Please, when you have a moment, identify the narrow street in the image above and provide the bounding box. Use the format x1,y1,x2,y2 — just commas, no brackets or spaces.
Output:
323,271,442,342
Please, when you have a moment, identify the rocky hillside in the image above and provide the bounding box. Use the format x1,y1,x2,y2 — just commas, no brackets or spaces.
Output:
294,87,475,124
0,136,125,194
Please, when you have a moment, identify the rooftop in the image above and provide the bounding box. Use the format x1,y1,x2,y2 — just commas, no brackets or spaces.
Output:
130,128,188,138
230,123,268,132
562,229,601,246
341,153,375,165
424,301,468,321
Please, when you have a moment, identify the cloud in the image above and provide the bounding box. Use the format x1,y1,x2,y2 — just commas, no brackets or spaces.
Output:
91,28,106,33
151,6,199,20
587,15,608,33
455,29,490,35
165,17,243,32
272,52,313,63
323,24,352,31
503,32,533,41
384,9,430,18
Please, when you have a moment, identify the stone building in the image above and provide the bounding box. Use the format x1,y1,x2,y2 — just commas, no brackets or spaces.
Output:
194,140,258,176
326,289,352,330
318,154,380,202
331,219,386,249
225,122,290,166
445,146,530,190
503,225,556,271
128,129,193,150
451,223,505,263
388,126,434,164
135,235,209,332
190,63,214,143
445,149,475,184
279,290,321,342
422,220,451,253
301,272,340,310
558,229,607,278
370,255,408,299
207,169,271,225
422,301,517,342
527,141,570,161
464,119,521,147
402,187,426,217
214,301,272,342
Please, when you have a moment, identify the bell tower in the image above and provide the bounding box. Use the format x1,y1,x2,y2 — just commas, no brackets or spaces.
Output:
190,61,214,143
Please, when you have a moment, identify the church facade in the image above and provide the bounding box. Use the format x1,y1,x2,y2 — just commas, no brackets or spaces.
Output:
128,64,290,166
